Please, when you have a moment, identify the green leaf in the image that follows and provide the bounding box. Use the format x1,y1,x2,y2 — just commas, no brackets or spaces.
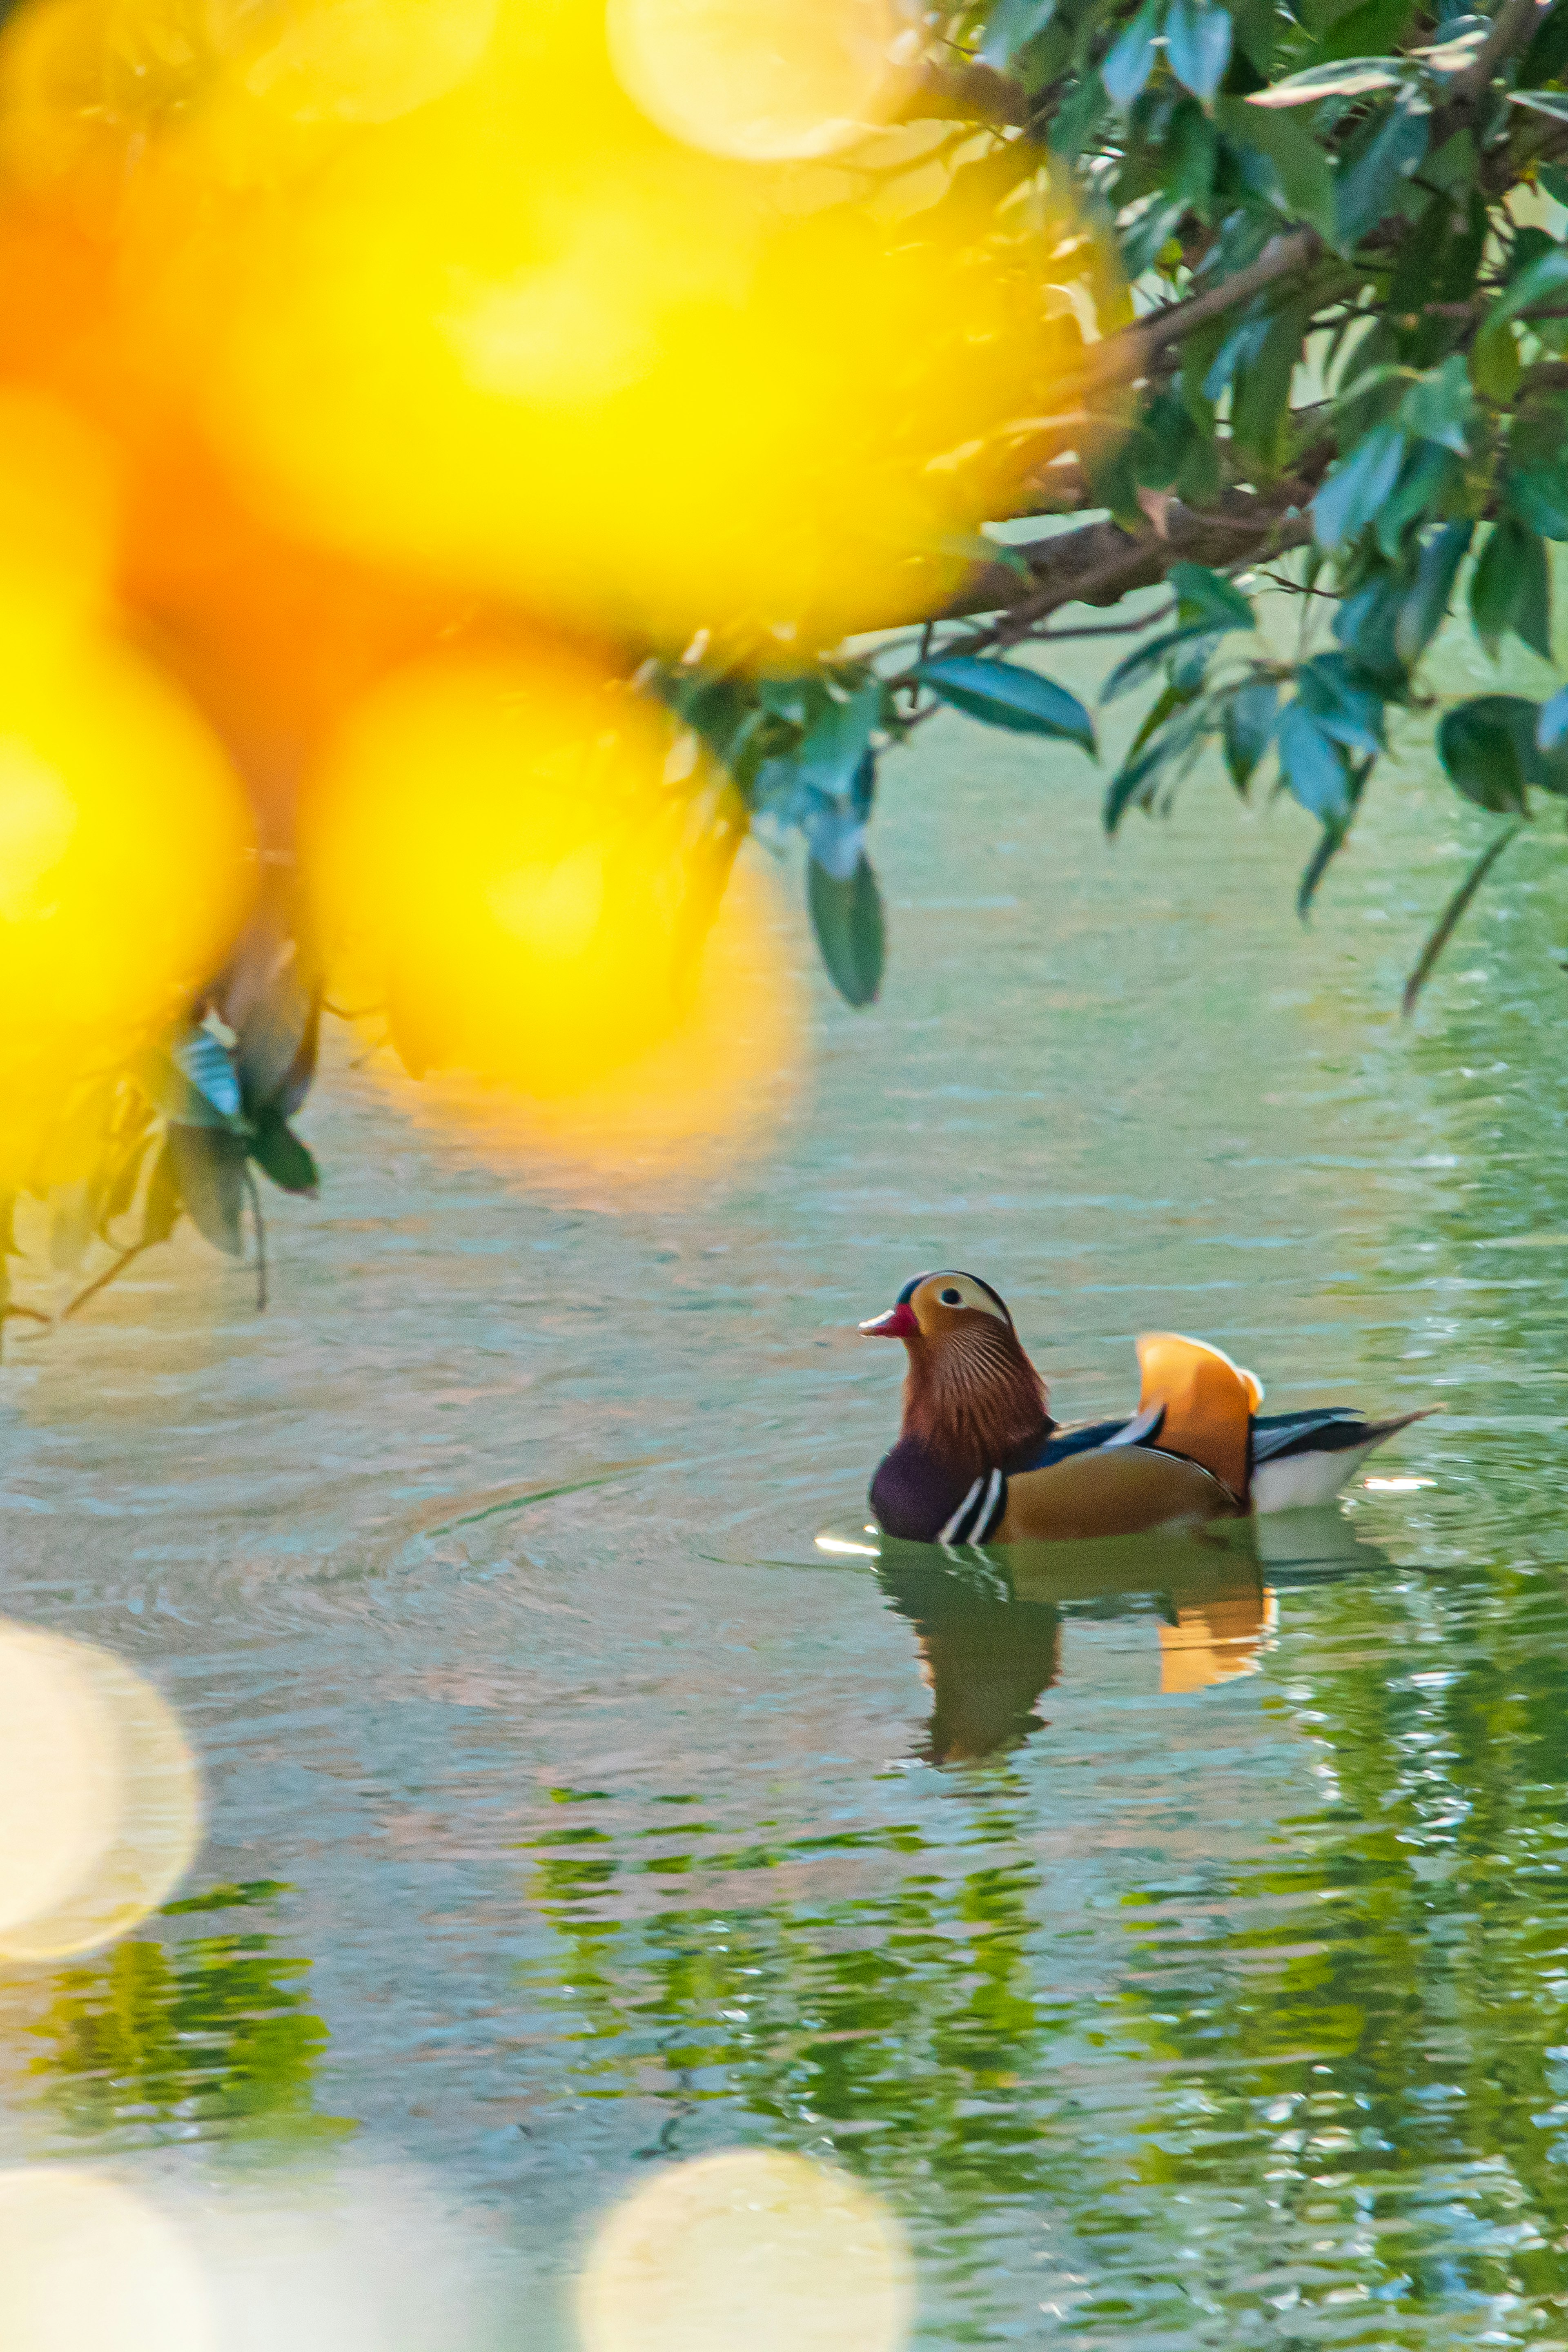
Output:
1482,245,1568,339
1102,1,1161,107
1505,467,1568,540
1216,97,1336,237
249,1111,319,1196
236,962,319,1118
795,686,881,800
1296,653,1385,756
1470,519,1552,659
1438,695,1539,812
1316,0,1415,61
1169,562,1255,630
808,853,884,1008
1401,822,1522,1016
1374,441,1461,557
1398,354,1473,454
1166,0,1232,100
142,1140,182,1247
1247,56,1407,105
1101,622,1221,703
1103,697,1217,830
166,1125,247,1257
1221,677,1278,791
1333,96,1429,252
1333,570,1408,688
140,1027,247,1131
1394,519,1473,665
914,656,1096,751
1276,699,1352,820
1313,421,1406,550
1231,304,1305,472
980,0,1057,65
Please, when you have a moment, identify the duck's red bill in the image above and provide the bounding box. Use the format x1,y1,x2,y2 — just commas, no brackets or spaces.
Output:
859,1301,918,1337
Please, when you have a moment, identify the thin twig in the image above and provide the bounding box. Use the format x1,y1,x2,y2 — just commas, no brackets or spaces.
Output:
61,1240,154,1322
1402,824,1523,1017
243,1165,269,1313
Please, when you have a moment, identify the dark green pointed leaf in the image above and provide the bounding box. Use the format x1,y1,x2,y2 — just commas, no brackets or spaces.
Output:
1231,304,1305,473
1102,623,1221,704
1169,563,1256,632
236,959,319,1117
1395,519,1473,665
1471,519,1552,659
167,1125,247,1257
1437,695,1535,812
249,1110,319,1196
1277,700,1352,820
1333,96,1429,251
808,853,884,1008
1216,96,1336,237
1297,653,1385,757
1314,421,1406,550
1166,0,1232,100
1506,467,1568,540
1222,677,1278,791
914,656,1095,751
1398,354,1473,454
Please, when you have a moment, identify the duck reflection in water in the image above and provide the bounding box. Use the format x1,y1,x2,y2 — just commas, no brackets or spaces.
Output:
875,1510,1393,1765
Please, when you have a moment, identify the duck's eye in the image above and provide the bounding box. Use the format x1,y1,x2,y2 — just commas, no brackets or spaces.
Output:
939,1286,963,1305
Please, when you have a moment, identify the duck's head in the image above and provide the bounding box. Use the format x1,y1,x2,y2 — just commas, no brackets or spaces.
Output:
861,1270,1050,1471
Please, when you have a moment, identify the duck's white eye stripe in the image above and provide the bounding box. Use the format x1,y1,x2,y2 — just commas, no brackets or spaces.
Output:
938,1478,985,1544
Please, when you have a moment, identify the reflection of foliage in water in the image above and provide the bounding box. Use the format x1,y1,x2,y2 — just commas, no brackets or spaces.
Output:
1107,1564,1568,2341
524,1528,1568,2345
521,1784,1106,2335
33,1879,354,2148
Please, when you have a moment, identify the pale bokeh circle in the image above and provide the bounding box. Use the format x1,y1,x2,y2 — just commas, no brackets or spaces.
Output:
0,2169,214,2352
607,0,906,160
577,2148,914,2352
0,1622,201,1960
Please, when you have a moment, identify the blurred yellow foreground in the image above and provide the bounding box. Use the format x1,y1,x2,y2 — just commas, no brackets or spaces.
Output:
0,0,1118,1176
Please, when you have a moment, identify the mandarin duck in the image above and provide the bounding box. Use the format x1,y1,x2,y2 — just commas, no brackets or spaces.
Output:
862,1270,1429,1546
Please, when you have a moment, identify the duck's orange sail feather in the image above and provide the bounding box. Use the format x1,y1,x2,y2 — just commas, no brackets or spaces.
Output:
1136,1333,1261,1502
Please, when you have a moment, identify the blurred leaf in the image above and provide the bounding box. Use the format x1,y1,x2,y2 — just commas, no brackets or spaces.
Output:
1489,244,1568,336
1247,56,1407,105
163,1880,292,1915
1277,699,1352,820
1314,421,1406,550
915,656,1095,751
795,686,881,800
1394,519,1473,664
1104,697,1216,830
1169,563,1255,630
1166,0,1232,100
1471,321,1522,403
1216,98,1336,237
1505,467,1568,540
1437,695,1536,811
1470,519,1552,659
980,0,1057,65
1318,0,1415,59
1333,96,1429,251
808,853,884,1007
1222,677,1278,791
49,1182,99,1274
1102,623,1221,703
142,1141,182,1248
1297,653,1385,756
1231,305,1305,471
1511,87,1568,122
236,958,319,1118
141,1036,245,1133
1401,821,1522,1014
248,1111,318,1197
1398,354,1473,454
1102,2,1161,107
166,1125,246,1257
1539,682,1568,753
1334,569,1410,690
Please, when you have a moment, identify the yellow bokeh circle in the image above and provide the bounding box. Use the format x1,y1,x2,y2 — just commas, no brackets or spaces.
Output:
578,2149,914,2352
307,651,755,1099
607,0,910,162
0,2171,214,2352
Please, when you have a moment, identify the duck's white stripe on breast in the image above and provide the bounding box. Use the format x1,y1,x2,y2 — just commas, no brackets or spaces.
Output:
938,1468,1006,1544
